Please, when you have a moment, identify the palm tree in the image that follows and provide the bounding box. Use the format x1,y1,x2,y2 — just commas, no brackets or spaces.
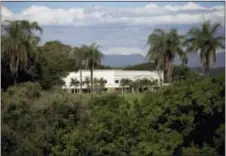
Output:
2,20,42,84
120,78,132,93
185,21,225,73
99,78,106,93
85,43,104,95
146,29,187,83
93,77,99,93
83,76,90,93
134,79,142,93
72,47,87,95
70,78,80,94
130,81,136,93
149,79,158,91
140,78,150,91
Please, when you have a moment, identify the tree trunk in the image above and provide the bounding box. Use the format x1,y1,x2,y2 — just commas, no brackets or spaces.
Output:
13,75,17,85
79,69,82,94
169,62,173,82
85,59,88,69
204,55,210,74
90,64,94,95
166,61,173,83
79,69,82,100
164,70,167,83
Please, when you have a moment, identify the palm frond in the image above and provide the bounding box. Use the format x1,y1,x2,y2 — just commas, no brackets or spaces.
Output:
211,23,221,35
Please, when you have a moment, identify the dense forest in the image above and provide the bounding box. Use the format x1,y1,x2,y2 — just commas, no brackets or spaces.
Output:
1,19,225,156
2,74,225,156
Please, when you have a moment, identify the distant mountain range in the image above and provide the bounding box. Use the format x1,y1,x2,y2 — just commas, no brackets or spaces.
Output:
174,52,225,67
102,54,145,67
102,52,225,67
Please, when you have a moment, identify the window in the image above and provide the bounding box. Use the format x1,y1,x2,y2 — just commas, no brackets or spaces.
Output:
115,80,119,83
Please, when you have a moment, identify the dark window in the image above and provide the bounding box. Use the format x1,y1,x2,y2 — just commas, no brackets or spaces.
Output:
115,80,119,83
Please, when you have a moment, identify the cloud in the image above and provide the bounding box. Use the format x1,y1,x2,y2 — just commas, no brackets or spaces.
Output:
1,6,14,20
164,2,205,11
1,2,225,26
2,2,224,57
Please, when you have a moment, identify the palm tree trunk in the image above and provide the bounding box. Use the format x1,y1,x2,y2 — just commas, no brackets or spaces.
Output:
169,61,173,83
204,55,210,74
79,69,82,94
13,74,17,85
166,69,170,83
166,61,173,83
79,69,83,100
205,65,210,74
85,59,88,69
90,64,94,95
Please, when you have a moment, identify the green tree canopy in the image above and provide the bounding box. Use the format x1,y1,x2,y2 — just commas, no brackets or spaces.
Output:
146,29,187,83
185,21,225,73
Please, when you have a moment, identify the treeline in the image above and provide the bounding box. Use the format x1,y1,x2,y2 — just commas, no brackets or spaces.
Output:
2,74,225,156
124,62,225,77
1,20,225,91
1,22,77,90
1,21,105,91
123,62,156,70
190,67,225,76
1,19,225,156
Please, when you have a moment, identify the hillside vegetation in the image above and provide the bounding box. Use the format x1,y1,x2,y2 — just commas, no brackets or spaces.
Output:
1,19,225,156
2,74,225,156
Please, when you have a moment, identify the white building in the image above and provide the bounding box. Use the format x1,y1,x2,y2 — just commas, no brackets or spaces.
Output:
62,69,163,93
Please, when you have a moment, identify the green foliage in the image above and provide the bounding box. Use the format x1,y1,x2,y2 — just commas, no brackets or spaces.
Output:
190,67,225,77
37,41,76,90
141,74,225,155
124,62,156,70
146,28,187,83
3,75,224,156
1,20,225,156
2,82,86,156
1,20,42,88
182,144,218,156
185,20,225,73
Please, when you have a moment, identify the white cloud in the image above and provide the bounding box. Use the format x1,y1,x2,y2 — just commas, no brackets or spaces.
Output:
16,5,86,25
164,2,205,11
1,2,224,26
1,6,14,20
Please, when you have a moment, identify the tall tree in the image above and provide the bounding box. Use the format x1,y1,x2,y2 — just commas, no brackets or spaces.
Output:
83,77,90,93
146,29,187,83
1,20,42,84
85,43,104,95
98,78,107,93
37,40,74,89
72,46,87,95
139,78,151,91
70,78,80,94
185,21,225,73
120,78,132,93
93,77,99,93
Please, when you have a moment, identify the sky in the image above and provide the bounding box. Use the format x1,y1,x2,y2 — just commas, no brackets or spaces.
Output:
1,1,225,56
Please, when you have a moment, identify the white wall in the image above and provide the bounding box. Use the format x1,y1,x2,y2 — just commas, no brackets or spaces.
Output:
62,70,163,89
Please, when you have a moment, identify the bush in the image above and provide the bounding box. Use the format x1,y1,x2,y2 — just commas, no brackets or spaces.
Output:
1,82,87,156
2,75,225,156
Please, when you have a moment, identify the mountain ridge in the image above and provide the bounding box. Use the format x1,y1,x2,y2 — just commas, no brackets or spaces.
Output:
102,52,225,67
